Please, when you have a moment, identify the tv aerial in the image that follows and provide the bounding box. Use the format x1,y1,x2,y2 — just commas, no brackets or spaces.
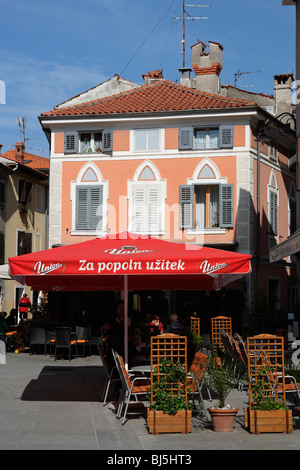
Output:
234,70,261,88
173,1,211,67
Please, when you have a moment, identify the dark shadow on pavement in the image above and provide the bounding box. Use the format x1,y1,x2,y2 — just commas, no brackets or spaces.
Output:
21,365,105,402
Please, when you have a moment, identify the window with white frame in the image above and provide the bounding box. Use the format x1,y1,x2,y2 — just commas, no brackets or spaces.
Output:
64,130,113,154
179,161,233,230
134,129,160,152
71,164,107,233
179,125,233,150
268,141,278,162
128,162,166,234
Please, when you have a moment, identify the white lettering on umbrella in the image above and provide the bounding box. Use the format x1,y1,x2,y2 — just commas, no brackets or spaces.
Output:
199,260,228,274
94,259,186,274
33,261,64,275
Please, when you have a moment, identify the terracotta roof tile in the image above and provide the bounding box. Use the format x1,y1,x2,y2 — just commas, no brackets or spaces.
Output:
2,150,49,171
41,80,257,118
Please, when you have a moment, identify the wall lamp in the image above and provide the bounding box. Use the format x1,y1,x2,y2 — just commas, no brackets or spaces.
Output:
256,112,296,143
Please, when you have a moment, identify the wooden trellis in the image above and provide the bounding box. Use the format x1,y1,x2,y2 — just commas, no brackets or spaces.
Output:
190,316,200,337
247,334,287,408
150,333,188,404
211,316,232,350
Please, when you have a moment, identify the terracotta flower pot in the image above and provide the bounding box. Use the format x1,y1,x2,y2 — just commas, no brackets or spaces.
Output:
208,407,239,432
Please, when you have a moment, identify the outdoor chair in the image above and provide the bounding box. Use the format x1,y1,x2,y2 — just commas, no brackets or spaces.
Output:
113,350,151,425
29,327,46,355
45,328,55,356
233,333,248,366
53,327,76,361
187,350,211,419
75,326,91,357
98,345,119,405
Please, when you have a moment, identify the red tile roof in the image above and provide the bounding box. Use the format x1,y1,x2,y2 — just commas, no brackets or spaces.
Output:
41,80,257,118
2,149,49,172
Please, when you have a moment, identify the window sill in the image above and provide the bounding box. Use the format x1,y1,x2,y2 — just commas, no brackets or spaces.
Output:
70,230,106,236
186,228,226,235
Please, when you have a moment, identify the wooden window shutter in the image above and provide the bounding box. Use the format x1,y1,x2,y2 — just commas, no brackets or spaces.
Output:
179,127,193,150
220,184,233,227
25,182,33,204
148,185,161,232
89,186,103,230
179,185,194,229
220,125,233,148
76,186,103,230
76,187,88,230
269,189,278,236
103,130,113,151
18,179,26,203
132,186,147,232
64,132,78,154
25,233,32,254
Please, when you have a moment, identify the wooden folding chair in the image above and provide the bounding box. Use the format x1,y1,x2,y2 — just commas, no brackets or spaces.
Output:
113,351,151,425
187,350,211,419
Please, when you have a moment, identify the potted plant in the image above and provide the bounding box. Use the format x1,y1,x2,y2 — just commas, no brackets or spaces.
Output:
206,351,241,432
147,357,193,434
244,367,293,434
19,205,28,214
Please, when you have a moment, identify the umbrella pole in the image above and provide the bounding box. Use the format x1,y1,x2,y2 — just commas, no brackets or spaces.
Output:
124,275,128,370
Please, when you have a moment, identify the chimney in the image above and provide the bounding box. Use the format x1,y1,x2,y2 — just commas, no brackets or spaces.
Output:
15,141,25,163
191,41,223,94
142,70,163,85
274,73,294,115
178,67,193,88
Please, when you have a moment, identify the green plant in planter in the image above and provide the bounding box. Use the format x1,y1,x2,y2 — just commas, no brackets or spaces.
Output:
250,367,289,411
188,332,203,350
148,357,193,415
206,351,240,409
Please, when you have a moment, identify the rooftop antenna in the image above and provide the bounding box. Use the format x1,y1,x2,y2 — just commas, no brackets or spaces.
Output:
234,70,261,88
173,1,210,68
16,117,29,145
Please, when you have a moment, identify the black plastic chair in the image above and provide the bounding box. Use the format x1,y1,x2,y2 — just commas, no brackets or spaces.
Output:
54,327,76,361
29,327,46,355
76,326,91,357
45,329,55,356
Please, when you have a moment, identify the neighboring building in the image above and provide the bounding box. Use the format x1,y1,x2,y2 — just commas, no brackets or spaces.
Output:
38,41,296,335
0,142,49,316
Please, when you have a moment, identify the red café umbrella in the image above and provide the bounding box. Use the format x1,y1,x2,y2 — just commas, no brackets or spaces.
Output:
8,231,251,366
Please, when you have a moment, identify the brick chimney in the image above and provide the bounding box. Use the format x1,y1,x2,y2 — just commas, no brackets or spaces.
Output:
15,141,25,163
191,41,223,94
274,73,294,115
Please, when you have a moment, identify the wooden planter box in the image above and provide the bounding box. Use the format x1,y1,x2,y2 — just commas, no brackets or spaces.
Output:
147,409,192,434
244,407,293,434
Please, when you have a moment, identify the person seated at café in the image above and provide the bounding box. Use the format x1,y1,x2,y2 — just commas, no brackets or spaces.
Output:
5,309,18,327
149,315,164,335
166,313,181,333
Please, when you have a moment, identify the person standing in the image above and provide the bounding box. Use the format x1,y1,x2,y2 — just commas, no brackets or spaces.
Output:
18,293,31,323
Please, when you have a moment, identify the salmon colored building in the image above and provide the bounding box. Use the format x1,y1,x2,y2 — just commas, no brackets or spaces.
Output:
39,43,297,335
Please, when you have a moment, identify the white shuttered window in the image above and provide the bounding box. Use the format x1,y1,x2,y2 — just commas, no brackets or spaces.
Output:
130,184,162,233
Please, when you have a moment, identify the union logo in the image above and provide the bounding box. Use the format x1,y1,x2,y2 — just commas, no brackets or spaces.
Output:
32,261,65,275
198,259,229,275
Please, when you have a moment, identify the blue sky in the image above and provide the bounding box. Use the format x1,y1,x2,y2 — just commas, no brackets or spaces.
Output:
0,0,296,157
